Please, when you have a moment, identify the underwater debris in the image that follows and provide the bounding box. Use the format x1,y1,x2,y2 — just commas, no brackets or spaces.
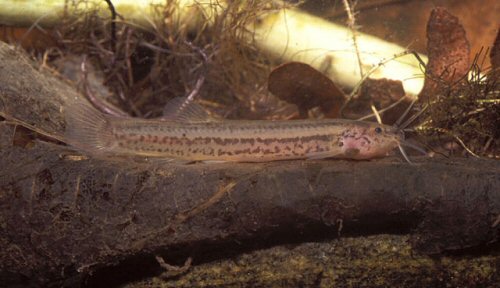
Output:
0,0,428,96
416,58,499,158
353,78,408,124
419,7,470,102
2,2,497,158
267,62,346,119
415,8,499,158
52,1,277,119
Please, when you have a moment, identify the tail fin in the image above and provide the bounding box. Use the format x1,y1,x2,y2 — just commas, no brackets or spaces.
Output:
64,99,115,154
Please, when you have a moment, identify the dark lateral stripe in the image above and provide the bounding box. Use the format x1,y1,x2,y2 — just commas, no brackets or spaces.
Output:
255,134,331,145
117,133,333,148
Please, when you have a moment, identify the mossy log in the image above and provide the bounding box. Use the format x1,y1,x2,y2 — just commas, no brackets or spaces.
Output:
0,42,499,287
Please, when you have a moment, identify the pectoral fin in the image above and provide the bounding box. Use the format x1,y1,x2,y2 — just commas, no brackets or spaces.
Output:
306,150,343,160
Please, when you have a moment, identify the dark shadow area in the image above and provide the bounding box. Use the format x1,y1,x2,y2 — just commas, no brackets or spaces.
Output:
82,211,422,288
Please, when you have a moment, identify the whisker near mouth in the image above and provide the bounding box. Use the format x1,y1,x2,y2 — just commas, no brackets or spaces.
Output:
398,133,427,164
398,145,413,164
399,139,428,155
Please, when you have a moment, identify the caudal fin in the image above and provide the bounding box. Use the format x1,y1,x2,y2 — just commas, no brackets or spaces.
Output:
64,99,115,154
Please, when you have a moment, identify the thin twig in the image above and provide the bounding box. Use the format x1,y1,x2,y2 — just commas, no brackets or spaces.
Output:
370,105,382,124
340,50,413,117
16,13,50,50
80,56,128,117
104,0,117,53
416,127,480,158
155,256,193,278
342,0,364,78
356,95,410,121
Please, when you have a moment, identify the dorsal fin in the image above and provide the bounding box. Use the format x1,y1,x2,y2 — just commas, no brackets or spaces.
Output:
162,97,215,122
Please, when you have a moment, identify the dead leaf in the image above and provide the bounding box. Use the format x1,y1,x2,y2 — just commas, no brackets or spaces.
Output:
419,7,470,102
361,78,405,107
359,78,409,125
268,62,345,118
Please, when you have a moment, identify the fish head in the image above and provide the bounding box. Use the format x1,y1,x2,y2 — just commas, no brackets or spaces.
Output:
339,122,403,159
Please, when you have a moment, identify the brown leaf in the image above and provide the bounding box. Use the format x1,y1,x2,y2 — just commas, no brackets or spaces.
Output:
361,78,405,107
268,62,345,118
419,7,470,102
359,78,409,125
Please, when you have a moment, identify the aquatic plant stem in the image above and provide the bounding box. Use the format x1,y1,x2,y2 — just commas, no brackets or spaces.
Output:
342,0,364,78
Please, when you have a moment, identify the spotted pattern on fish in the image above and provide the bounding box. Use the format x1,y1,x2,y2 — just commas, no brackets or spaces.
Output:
65,103,403,162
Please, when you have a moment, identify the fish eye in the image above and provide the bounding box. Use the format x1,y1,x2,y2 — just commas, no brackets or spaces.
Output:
374,127,383,134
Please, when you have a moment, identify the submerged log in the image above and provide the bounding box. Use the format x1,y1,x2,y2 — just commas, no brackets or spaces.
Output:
123,235,500,288
0,42,499,286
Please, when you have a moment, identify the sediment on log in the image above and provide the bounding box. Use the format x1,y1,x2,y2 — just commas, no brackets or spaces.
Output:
0,42,499,287
122,235,500,288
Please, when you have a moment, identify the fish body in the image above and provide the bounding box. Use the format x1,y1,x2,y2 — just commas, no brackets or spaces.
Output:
65,101,403,162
